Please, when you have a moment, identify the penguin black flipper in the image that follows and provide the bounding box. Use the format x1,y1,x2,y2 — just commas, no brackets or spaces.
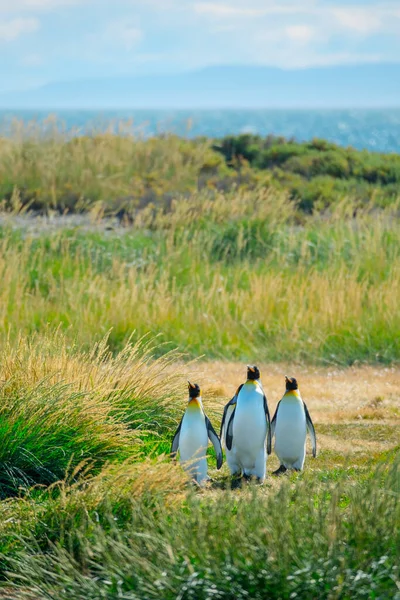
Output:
220,396,236,439
170,417,183,458
220,384,243,439
270,401,281,439
263,394,272,455
304,403,317,458
226,407,236,451
206,416,223,469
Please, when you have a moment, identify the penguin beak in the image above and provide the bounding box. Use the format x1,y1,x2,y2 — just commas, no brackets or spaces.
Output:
247,365,256,373
285,375,289,382
188,380,196,389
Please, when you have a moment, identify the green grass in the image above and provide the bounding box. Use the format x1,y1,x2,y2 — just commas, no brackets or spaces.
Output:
0,332,184,497
0,123,399,365
0,126,399,598
0,333,396,599
0,455,398,599
0,201,399,364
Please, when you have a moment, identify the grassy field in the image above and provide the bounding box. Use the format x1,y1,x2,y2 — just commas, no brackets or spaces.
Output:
0,335,398,598
0,126,399,598
0,202,399,364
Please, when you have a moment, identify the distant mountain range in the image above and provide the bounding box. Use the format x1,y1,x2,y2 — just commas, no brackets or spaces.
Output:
1,64,400,109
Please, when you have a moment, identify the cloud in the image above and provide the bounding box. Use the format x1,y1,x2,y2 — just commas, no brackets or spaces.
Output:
284,52,385,69
193,1,320,18
193,0,400,31
331,6,400,35
1,0,400,85
191,1,400,68
332,8,379,34
0,17,39,41
104,20,143,50
81,20,144,63
285,25,315,44
0,0,84,12
193,2,265,17
126,0,177,6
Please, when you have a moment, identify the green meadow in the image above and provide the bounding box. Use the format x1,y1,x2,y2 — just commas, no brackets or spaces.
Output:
0,123,398,598
1,195,400,364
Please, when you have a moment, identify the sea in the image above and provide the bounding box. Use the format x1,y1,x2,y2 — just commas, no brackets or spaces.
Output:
1,108,400,153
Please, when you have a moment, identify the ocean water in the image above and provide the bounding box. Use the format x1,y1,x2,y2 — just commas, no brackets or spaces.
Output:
1,108,400,153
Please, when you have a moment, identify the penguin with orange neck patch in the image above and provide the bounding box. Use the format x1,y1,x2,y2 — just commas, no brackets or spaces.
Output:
171,382,222,486
223,365,272,482
271,376,317,475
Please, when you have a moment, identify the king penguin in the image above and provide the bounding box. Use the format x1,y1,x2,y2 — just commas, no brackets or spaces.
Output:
271,376,317,474
222,366,272,482
171,381,223,485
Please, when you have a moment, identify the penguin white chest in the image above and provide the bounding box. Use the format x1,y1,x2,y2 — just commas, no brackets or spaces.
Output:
232,383,266,466
179,409,208,464
274,396,306,465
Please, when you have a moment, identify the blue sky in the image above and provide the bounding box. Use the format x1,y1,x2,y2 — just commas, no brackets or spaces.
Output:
1,0,400,93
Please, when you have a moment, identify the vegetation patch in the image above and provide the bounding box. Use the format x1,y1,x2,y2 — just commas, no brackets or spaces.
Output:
0,124,398,598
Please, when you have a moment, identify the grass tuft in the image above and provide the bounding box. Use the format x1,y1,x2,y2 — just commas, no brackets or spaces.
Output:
0,331,185,497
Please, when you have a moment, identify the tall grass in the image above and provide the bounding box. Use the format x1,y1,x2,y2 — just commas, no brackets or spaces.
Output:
0,119,221,215
0,331,184,497
2,121,400,217
3,456,399,599
0,194,399,364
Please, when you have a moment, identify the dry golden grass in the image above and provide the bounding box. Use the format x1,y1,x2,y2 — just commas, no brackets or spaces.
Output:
0,120,216,215
0,195,399,365
1,329,184,410
0,224,398,364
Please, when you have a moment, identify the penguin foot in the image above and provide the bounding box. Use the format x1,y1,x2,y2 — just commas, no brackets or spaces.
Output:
272,465,287,476
231,471,242,478
230,473,243,489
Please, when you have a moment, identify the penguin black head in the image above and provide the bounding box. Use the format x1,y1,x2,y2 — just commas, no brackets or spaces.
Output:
247,365,260,381
188,381,201,398
285,376,298,391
